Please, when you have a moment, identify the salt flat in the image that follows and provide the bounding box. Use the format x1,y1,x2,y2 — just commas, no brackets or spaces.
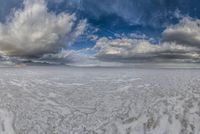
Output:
0,66,200,134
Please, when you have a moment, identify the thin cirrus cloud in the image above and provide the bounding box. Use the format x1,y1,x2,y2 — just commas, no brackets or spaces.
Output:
0,0,86,57
81,0,200,27
94,17,200,63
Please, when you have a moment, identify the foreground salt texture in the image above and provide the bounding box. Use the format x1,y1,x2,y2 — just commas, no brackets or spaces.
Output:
0,66,200,134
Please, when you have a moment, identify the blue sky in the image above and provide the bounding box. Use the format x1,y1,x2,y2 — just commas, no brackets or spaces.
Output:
1,0,200,65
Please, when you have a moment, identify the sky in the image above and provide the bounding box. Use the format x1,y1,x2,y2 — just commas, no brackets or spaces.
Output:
1,0,200,66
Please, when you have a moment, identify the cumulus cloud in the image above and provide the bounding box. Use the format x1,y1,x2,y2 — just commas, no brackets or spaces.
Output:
94,37,200,62
162,17,200,48
0,0,86,57
94,17,200,63
95,38,159,58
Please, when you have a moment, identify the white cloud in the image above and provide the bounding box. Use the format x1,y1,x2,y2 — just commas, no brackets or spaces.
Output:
95,37,159,57
94,36,200,62
162,17,200,48
0,0,86,57
93,17,200,62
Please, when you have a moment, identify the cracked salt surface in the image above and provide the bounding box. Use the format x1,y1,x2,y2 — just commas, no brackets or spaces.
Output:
0,66,200,133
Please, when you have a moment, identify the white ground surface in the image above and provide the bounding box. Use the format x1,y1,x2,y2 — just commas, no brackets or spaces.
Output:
0,66,200,134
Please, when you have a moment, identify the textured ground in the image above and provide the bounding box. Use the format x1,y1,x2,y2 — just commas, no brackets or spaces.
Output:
0,66,200,134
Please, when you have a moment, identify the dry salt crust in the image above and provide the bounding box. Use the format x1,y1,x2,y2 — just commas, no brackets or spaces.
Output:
0,66,200,134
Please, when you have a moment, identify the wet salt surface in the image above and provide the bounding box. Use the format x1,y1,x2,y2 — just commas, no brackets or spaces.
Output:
0,66,200,134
